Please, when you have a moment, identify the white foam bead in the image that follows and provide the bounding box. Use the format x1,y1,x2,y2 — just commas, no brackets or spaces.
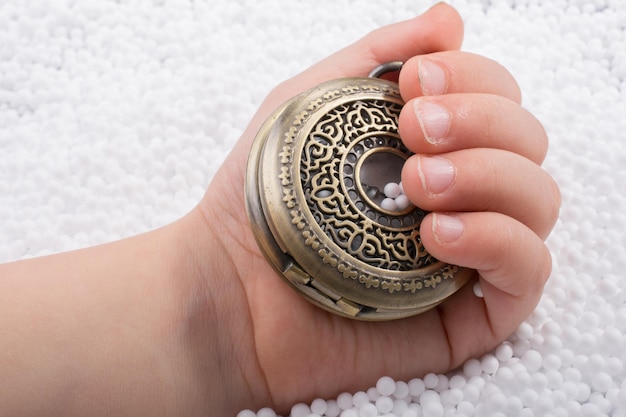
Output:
408,378,426,397
456,401,474,416
532,395,554,414
461,384,480,402
358,403,377,417
494,367,514,387
472,281,484,298
562,381,579,401
590,353,607,370
468,376,486,390
576,382,592,402
394,194,410,210
617,384,626,409
519,408,535,417
565,400,582,416
419,390,441,406
435,375,449,392
393,381,410,399
543,335,563,353
580,402,603,417
481,354,499,375
589,392,612,414
424,373,439,389
606,356,623,376
592,372,614,393
375,396,394,414
324,400,341,417
506,396,524,416
392,399,408,415
602,326,624,349
516,322,535,340
310,399,327,416
422,402,444,417
337,393,354,410
551,407,570,417
290,403,311,417
546,369,564,389
352,391,369,409
401,409,418,417
257,408,277,417
463,358,482,377
495,342,513,362
580,311,600,332
529,333,544,350
380,197,398,211
448,375,466,390
530,306,549,326
521,349,543,373
340,410,358,417
366,387,380,402
383,182,401,199
408,403,420,412
531,371,549,391
445,388,464,407
514,367,532,387
513,339,531,357
376,376,396,397
520,389,539,408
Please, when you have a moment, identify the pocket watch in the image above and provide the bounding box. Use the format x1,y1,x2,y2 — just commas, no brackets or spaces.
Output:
245,63,472,320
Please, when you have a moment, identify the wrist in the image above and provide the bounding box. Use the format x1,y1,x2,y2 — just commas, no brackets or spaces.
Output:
169,205,270,415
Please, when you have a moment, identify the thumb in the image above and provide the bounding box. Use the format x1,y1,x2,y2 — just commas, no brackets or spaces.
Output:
283,2,464,92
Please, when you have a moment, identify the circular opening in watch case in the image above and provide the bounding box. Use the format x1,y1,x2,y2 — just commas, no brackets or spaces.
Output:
357,149,412,214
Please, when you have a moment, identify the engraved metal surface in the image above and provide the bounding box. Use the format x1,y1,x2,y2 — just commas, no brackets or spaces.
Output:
245,76,473,320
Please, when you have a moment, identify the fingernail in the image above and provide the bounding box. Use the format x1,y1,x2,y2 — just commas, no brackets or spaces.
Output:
432,213,464,245
414,99,451,144
418,58,447,96
417,155,456,195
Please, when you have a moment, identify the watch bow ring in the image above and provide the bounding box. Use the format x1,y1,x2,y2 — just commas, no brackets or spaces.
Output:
245,62,473,320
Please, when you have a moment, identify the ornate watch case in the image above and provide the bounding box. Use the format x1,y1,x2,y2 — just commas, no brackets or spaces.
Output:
245,71,472,320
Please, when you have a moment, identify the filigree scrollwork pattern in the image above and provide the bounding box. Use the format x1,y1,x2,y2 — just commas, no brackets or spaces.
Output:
277,82,458,293
301,99,435,271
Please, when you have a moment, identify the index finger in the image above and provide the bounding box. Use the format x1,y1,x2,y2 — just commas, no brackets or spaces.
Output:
399,51,523,103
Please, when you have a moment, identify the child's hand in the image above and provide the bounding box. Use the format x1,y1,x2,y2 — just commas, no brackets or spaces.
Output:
197,3,560,414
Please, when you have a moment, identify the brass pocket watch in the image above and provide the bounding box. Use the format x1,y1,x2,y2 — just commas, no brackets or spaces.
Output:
245,63,472,320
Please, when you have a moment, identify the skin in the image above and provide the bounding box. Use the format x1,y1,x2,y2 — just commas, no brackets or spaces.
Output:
0,3,560,416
